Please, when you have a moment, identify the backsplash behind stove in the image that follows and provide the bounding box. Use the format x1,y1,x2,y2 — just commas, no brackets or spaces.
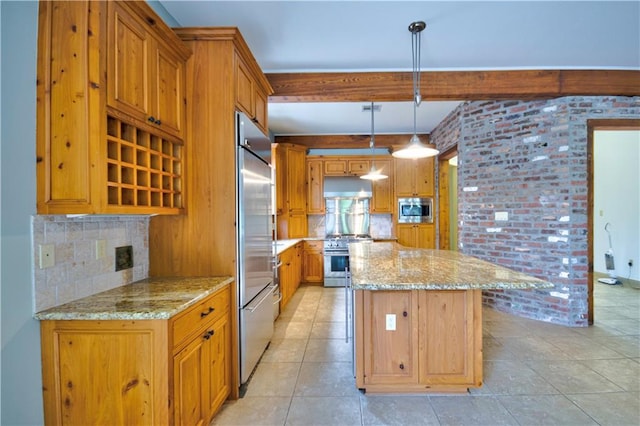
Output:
307,214,392,239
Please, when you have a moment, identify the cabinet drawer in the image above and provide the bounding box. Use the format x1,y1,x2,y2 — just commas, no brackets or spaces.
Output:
173,286,230,347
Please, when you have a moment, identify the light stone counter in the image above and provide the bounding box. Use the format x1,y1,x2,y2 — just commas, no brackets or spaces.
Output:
349,242,554,291
34,276,234,321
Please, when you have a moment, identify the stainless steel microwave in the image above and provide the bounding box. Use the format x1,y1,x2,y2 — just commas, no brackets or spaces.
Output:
398,197,433,223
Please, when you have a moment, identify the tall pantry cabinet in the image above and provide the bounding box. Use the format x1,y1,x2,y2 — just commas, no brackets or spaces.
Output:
148,28,273,402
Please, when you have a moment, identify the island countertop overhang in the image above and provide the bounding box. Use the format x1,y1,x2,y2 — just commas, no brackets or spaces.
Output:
348,242,554,291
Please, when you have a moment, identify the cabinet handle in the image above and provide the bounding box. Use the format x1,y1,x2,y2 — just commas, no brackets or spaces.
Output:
148,116,156,123
200,307,215,318
399,363,405,370
202,329,214,340
155,119,161,125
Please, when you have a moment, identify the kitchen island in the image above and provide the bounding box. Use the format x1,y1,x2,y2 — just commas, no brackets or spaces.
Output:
348,242,553,394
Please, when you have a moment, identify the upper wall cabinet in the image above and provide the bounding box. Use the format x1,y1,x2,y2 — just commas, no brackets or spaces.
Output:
107,1,189,140
36,1,191,215
236,54,269,133
394,157,435,197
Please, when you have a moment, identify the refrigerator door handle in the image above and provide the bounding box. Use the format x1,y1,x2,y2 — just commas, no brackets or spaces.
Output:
243,284,277,313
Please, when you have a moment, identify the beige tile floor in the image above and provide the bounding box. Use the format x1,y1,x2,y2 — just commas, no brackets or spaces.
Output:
212,282,640,425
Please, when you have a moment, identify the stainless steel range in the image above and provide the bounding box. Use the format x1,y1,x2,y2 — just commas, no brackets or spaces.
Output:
324,235,372,287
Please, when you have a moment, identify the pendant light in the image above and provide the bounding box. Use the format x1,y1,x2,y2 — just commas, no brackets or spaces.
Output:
361,102,388,181
392,21,439,159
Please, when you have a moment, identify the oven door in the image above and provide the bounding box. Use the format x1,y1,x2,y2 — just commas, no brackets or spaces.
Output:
323,251,349,287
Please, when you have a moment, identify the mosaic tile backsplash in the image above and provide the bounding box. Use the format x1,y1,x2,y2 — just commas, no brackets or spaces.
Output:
32,215,150,312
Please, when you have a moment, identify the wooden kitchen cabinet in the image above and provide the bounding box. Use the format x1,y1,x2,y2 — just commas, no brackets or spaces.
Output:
355,289,482,393
306,159,324,214
279,244,302,310
348,159,370,175
36,0,190,215
173,286,230,426
361,290,419,385
107,1,188,140
394,156,435,197
370,159,393,213
275,143,308,238
235,53,269,133
303,240,324,283
40,283,231,425
324,159,348,175
397,224,435,248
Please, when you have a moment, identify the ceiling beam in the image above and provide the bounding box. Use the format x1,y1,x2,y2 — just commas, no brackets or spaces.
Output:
275,134,429,150
267,70,640,102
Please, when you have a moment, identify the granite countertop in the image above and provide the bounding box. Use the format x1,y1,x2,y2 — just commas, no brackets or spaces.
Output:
348,242,554,291
34,276,234,321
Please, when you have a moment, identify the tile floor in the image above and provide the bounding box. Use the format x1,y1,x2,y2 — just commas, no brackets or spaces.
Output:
213,282,640,425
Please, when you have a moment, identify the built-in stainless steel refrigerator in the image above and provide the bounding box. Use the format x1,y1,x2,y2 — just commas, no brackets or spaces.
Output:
236,112,277,390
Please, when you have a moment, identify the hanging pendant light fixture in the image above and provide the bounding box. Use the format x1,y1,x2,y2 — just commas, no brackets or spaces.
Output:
361,102,388,181
392,21,439,159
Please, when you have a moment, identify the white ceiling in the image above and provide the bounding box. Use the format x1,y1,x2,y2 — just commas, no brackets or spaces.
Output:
158,0,639,137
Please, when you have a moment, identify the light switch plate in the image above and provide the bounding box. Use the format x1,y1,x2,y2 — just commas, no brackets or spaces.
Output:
96,240,106,259
386,314,396,331
39,244,55,269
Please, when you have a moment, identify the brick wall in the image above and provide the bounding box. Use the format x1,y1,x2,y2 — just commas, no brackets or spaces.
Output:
430,96,640,326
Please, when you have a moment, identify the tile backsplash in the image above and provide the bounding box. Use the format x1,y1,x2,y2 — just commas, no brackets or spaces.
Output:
32,215,149,312
307,214,393,238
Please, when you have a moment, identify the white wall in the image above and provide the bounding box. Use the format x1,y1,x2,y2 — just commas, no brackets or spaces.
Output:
593,130,640,281
1,1,44,423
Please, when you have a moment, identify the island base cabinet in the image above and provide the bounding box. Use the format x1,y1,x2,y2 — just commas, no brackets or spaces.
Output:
355,289,482,393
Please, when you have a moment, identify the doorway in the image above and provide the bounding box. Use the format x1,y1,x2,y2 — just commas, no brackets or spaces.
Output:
587,119,640,324
438,147,458,250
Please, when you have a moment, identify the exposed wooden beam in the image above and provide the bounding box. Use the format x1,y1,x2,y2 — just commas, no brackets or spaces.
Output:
267,70,640,102
274,134,429,150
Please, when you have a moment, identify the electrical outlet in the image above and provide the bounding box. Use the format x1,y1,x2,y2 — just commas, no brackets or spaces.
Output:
115,245,133,271
96,240,106,259
39,244,55,269
385,314,396,331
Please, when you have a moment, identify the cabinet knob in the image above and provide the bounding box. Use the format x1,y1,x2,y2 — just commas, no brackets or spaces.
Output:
148,116,156,123
202,329,214,340
155,119,161,125
403,311,408,317
399,363,405,370
200,307,215,318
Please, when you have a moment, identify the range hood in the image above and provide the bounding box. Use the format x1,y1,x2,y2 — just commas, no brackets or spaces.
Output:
324,176,372,198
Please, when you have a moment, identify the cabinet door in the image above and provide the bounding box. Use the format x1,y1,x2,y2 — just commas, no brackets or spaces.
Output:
348,159,369,176
415,224,435,249
205,315,231,419
174,332,208,426
414,157,435,196
288,213,308,239
363,290,419,385
274,145,287,215
307,159,324,214
371,159,393,213
108,2,150,119
279,249,294,310
254,87,268,132
153,40,185,138
287,147,307,214
394,158,416,196
324,160,347,175
419,290,481,386
396,225,416,247
303,241,324,283
235,55,254,117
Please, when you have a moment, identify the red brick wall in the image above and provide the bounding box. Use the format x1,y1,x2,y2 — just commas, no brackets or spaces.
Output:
430,97,640,326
